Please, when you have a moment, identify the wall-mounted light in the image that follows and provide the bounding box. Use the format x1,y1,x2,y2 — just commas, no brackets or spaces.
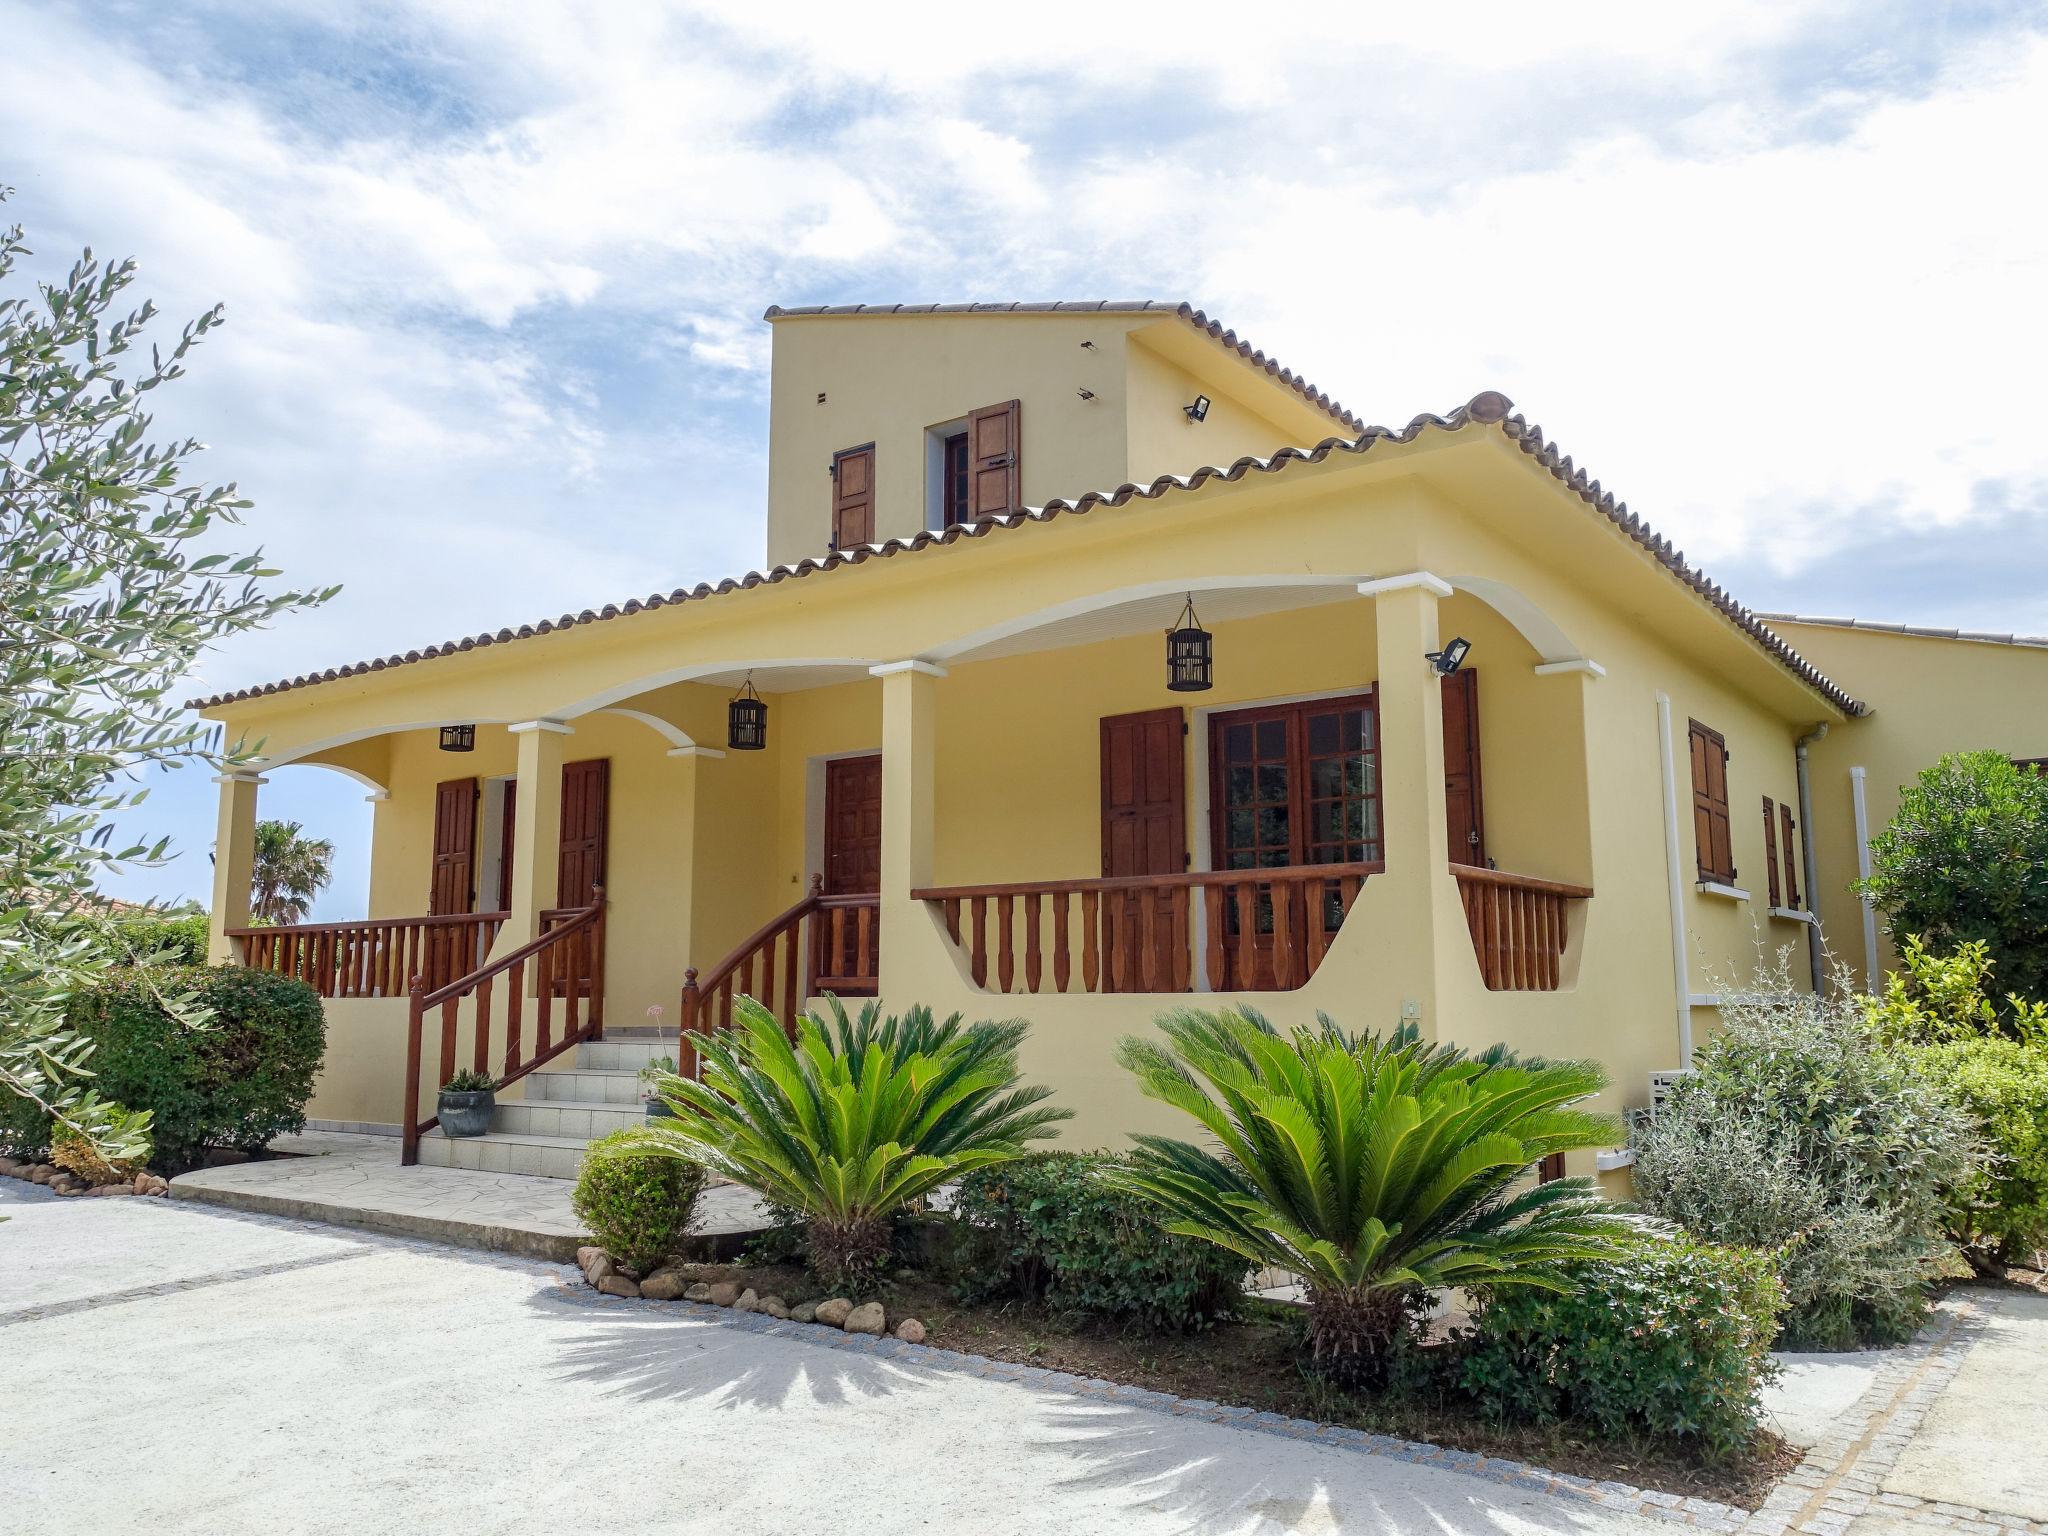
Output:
1183,394,1211,424
1080,339,1097,350
1076,387,1097,401
1166,594,1214,692
727,673,768,751
1426,637,1473,677
439,724,476,753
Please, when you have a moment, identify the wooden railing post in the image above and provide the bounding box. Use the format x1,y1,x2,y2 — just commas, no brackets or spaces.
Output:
588,885,607,1038
401,977,425,1166
678,968,701,1077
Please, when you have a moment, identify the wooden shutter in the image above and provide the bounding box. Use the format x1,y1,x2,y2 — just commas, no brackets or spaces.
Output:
430,777,479,916
1688,720,1734,882
1101,708,1188,995
1762,797,1781,906
830,444,875,550
1441,668,1485,866
556,758,610,909
1781,802,1801,908
965,400,1021,521
496,779,518,913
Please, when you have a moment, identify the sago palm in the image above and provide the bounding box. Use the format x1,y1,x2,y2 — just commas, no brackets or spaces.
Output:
624,996,1069,1290
1113,1008,1628,1385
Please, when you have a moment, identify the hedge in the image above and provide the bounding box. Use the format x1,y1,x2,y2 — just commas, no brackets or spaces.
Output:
948,1152,1247,1333
0,965,326,1174
1459,1231,1784,1460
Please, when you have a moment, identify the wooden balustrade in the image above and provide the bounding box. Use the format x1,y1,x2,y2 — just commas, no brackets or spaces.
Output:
1451,865,1592,991
678,876,881,1075
230,911,507,999
912,863,1380,995
399,893,606,1165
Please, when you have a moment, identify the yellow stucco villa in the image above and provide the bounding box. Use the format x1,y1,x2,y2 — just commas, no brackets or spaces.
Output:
192,300,2048,1184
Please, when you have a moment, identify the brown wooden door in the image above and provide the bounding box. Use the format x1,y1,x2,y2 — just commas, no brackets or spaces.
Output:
966,400,1021,520
430,777,479,917
831,444,875,550
1441,668,1485,866
557,758,610,909
824,754,883,896
1101,708,1187,992
1210,692,1381,989
495,780,517,913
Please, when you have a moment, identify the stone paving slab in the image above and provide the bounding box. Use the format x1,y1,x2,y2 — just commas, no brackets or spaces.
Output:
169,1131,768,1262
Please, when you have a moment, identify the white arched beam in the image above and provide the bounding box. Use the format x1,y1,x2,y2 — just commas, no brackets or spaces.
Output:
1442,573,1603,674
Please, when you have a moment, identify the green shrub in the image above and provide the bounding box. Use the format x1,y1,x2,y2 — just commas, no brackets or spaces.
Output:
96,909,210,967
1459,1232,1784,1461
441,1068,494,1093
1,966,326,1173
1909,1034,2048,1268
1114,1009,1629,1387
573,1128,707,1272
624,997,1069,1291
950,1152,1247,1332
1859,751,2048,1010
1633,977,1977,1348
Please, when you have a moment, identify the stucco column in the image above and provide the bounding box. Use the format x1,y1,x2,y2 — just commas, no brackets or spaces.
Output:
872,661,949,998
206,771,265,963
1363,575,1457,1031
504,719,571,947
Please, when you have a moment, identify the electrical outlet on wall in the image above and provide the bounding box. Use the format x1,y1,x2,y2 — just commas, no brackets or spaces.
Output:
1401,999,1422,1020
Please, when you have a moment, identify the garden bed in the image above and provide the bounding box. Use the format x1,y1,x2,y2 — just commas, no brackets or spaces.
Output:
634,1254,1801,1509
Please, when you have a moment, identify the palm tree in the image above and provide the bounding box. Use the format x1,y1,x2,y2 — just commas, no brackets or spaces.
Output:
623,996,1069,1290
1113,1008,1629,1387
249,819,334,925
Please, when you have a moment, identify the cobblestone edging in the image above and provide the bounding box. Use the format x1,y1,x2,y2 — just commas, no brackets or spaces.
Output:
1740,1294,2047,1536
554,1275,1759,1530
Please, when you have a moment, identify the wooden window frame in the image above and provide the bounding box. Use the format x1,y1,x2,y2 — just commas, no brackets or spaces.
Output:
1207,689,1383,874
940,431,970,529
1688,719,1737,885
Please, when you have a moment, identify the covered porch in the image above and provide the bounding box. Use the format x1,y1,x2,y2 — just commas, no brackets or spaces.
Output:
208,568,1601,1151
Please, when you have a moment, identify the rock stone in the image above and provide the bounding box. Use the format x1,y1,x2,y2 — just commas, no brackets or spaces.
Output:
790,1301,819,1325
596,1274,642,1299
844,1302,886,1337
0,1157,17,1177
813,1297,853,1329
28,1165,52,1185
760,1296,790,1320
576,1245,606,1271
639,1270,690,1302
684,1283,714,1302
705,1282,742,1307
581,1251,615,1287
894,1319,928,1344
133,1173,151,1195
733,1287,760,1313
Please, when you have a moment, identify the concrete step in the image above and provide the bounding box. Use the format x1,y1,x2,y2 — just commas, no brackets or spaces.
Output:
576,1037,685,1073
491,1097,646,1141
524,1067,644,1106
416,1129,588,1180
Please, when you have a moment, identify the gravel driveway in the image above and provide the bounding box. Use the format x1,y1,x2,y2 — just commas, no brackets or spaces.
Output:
1,1179,1673,1536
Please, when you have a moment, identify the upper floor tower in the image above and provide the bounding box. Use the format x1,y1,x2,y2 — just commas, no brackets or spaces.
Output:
762,301,1362,569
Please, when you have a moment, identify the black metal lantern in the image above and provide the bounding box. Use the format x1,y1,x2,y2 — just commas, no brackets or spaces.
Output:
727,674,767,751
438,723,476,753
1165,594,1214,692
1426,636,1473,677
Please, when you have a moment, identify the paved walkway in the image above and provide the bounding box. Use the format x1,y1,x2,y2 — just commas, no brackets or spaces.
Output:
5,1179,1674,1536
169,1131,768,1260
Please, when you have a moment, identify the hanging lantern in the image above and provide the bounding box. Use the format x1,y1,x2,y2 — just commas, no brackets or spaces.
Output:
438,723,476,753
1165,594,1214,692
727,673,768,751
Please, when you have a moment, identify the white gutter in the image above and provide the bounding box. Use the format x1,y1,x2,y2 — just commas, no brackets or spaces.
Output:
1851,766,1880,990
1655,692,1693,1063
1794,723,1830,992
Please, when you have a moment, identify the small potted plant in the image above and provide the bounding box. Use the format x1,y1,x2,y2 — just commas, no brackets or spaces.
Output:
438,1068,496,1138
641,1055,678,1121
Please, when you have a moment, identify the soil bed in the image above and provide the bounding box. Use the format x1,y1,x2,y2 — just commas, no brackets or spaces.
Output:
669,1257,1797,1509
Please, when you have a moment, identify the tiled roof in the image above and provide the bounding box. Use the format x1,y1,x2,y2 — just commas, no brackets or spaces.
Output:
1756,612,2048,652
186,391,1865,716
762,299,1364,433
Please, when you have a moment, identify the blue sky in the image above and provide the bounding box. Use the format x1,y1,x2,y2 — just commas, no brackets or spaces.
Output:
6,0,2046,919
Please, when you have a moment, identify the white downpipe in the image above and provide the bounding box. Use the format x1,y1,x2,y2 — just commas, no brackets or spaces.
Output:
1655,692,1693,1064
1851,766,1880,991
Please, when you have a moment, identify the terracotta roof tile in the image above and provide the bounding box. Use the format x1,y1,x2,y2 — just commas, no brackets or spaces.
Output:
187,391,1866,716
1756,612,2048,652
762,299,1365,433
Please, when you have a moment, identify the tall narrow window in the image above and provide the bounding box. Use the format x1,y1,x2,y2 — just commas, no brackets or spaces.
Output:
941,431,970,528
1688,720,1735,884
1780,802,1802,908
1762,797,1782,906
